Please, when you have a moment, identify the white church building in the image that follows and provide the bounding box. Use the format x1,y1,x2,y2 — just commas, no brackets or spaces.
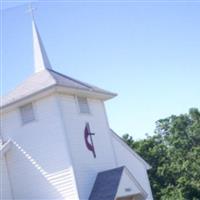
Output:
0,12,153,200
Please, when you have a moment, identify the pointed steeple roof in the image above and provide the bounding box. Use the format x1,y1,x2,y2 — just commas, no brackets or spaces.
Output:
31,9,52,72
1,69,117,108
1,6,117,109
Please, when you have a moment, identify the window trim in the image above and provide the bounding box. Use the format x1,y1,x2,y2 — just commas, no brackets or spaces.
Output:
76,96,91,115
19,103,36,125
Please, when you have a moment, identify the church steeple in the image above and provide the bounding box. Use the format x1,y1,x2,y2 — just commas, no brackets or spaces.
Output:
29,5,52,73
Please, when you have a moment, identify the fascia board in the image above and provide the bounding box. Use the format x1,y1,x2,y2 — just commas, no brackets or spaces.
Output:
1,85,117,113
110,129,152,170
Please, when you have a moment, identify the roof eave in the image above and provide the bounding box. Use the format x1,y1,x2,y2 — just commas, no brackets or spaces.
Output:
1,85,56,113
1,85,117,113
57,85,117,100
110,129,152,170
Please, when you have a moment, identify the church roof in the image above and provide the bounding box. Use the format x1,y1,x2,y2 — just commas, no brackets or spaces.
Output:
1,7,116,109
89,166,148,200
89,166,124,200
110,130,151,170
30,5,52,73
1,69,116,108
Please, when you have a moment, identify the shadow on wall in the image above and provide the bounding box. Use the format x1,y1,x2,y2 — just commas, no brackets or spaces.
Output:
6,141,78,200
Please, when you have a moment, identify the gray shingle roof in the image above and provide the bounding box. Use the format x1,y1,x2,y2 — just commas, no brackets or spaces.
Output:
89,166,124,200
1,69,116,108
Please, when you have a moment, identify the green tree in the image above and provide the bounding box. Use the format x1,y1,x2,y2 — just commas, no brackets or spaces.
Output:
123,108,200,200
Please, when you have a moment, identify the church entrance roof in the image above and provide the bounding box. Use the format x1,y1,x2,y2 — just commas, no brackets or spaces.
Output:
89,166,148,200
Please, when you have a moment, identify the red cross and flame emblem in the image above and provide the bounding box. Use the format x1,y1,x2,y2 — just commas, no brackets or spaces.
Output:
84,122,96,158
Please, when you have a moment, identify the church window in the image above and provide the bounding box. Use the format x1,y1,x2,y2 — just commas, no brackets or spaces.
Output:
20,103,35,124
77,97,90,114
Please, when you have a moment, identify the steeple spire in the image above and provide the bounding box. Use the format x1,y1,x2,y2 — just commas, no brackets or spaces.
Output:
28,5,52,73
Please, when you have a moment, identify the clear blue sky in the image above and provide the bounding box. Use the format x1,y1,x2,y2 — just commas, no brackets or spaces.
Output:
1,1,200,139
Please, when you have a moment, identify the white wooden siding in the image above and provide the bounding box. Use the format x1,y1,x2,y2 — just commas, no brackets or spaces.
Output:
59,95,117,199
1,95,79,200
111,132,154,200
0,156,13,199
1,92,153,200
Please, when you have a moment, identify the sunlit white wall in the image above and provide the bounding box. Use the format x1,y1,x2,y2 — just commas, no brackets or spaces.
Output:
111,133,153,200
59,94,117,199
1,95,79,199
0,156,13,199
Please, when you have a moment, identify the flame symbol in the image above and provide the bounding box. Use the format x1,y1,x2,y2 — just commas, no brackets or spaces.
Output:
84,123,96,158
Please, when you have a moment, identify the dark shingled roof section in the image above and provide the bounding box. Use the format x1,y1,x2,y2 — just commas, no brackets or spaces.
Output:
89,166,125,200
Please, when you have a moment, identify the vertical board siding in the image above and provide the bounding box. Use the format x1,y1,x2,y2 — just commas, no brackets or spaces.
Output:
1,92,153,200
0,156,13,199
60,95,117,199
1,95,79,199
111,133,154,200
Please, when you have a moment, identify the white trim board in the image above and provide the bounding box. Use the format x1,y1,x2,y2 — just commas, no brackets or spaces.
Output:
110,130,151,170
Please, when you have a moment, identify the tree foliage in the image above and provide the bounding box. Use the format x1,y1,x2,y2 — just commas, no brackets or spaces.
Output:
123,108,200,200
